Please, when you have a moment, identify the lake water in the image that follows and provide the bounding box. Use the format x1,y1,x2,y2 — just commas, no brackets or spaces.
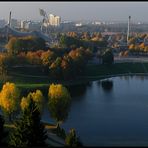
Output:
42,75,148,146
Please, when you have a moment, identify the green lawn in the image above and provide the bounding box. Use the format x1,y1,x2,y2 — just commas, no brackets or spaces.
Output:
85,62,148,77
1,62,148,91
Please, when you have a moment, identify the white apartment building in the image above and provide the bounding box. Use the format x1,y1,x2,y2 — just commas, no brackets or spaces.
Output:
54,16,61,26
20,20,27,29
75,23,82,27
48,14,61,26
21,20,41,30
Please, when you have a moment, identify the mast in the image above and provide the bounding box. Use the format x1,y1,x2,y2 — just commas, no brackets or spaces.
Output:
127,16,131,44
7,11,12,42
9,11,12,27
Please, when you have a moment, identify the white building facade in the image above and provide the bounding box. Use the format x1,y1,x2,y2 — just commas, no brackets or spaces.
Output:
48,14,61,26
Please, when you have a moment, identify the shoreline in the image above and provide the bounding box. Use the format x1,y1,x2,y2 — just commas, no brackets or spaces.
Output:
15,72,148,90
2,62,148,89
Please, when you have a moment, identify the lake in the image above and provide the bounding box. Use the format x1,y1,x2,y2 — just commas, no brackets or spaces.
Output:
42,75,148,146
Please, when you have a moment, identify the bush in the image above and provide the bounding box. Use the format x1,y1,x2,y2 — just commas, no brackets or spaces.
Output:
56,124,66,139
65,128,83,147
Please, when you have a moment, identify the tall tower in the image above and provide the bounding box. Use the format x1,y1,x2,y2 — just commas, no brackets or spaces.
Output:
7,11,11,42
8,11,12,27
127,16,131,44
39,8,49,34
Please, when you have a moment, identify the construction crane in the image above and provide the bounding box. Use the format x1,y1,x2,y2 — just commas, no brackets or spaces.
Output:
39,8,49,34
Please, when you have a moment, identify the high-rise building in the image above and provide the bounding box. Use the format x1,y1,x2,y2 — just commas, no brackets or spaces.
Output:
10,19,18,28
54,16,61,26
21,20,41,31
49,14,55,26
48,14,61,26
20,20,26,29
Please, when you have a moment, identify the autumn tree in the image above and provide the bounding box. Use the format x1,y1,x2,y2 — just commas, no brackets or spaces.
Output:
20,90,44,112
61,55,75,80
9,99,48,147
129,44,135,50
82,32,90,41
68,47,88,74
0,82,20,121
41,50,56,66
48,84,71,127
91,32,103,41
26,51,42,65
139,43,145,50
67,32,78,38
128,37,137,44
144,46,148,52
5,36,46,55
5,37,18,55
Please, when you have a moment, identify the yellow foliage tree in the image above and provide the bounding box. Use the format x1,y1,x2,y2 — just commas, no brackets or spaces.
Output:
5,37,17,55
48,84,71,125
0,82,20,120
20,90,43,111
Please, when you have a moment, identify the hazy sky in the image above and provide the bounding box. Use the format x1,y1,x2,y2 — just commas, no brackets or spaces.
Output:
0,2,148,22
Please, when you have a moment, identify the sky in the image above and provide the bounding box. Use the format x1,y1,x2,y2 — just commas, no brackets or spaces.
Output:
0,2,148,22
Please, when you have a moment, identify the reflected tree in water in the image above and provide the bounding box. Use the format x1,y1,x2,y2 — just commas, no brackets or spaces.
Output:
67,83,90,98
101,80,113,92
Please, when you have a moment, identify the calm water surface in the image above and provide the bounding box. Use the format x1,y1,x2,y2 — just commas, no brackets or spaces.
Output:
42,76,148,146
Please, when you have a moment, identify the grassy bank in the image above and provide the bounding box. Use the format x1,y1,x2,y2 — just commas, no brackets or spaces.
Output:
1,62,148,91
82,62,148,81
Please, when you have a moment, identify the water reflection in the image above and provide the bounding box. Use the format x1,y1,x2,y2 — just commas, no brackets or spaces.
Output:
101,80,113,92
42,76,148,146
97,80,101,87
135,75,145,81
67,82,90,98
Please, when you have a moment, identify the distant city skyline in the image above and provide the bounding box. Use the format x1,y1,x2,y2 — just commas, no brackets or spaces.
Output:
0,2,148,22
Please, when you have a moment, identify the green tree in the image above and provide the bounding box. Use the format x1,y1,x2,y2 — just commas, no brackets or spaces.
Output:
13,39,24,54
48,84,71,127
65,128,83,147
49,57,62,79
59,35,80,48
0,54,8,81
102,49,114,64
9,99,48,147
5,36,46,54
32,37,46,51
5,37,18,55
61,55,75,80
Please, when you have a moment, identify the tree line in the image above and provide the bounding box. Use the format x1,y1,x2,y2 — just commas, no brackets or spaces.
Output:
0,82,82,147
2,35,93,80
